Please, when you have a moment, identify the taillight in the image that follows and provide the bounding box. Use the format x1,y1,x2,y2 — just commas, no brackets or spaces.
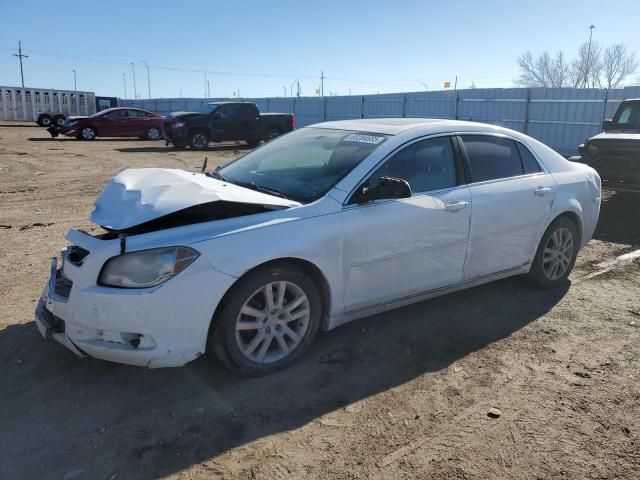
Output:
291,115,296,129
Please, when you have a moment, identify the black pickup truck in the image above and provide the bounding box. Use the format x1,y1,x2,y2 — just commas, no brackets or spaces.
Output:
163,101,295,150
572,98,640,191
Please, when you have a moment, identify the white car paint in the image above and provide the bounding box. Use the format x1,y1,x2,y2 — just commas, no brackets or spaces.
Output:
92,167,299,230
35,119,601,368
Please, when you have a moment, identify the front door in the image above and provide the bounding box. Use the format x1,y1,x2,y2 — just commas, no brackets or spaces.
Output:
341,135,470,312
459,134,556,280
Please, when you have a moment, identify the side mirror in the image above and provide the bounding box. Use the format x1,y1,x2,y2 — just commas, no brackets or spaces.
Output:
356,177,411,203
602,119,613,131
212,111,222,120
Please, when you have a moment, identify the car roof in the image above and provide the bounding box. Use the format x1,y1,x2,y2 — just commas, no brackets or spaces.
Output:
309,118,507,136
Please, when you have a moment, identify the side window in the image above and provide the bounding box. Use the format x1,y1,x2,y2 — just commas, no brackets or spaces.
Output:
239,104,257,118
517,143,542,174
217,104,241,118
462,135,524,182
367,137,457,193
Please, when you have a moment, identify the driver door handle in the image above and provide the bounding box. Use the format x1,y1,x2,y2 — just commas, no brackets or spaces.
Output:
534,186,551,196
444,201,469,212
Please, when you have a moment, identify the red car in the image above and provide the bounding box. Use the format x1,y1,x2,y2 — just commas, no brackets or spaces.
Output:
47,107,165,141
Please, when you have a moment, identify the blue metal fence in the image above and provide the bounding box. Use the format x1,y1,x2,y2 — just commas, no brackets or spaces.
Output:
121,86,640,155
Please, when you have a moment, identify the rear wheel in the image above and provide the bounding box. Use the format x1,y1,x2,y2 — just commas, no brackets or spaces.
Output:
53,115,66,127
189,130,209,150
145,126,162,140
210,263,322,376
78,126,96,141
527,216,579,288
37,115,52,127
264,128,281,142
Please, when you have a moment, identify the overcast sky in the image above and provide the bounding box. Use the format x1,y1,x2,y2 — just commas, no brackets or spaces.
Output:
1,0,638,98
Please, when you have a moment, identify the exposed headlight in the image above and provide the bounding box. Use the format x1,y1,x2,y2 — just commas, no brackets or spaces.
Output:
587,143,599,156
173,121,186,128
98,246,199,289
65,120,78,127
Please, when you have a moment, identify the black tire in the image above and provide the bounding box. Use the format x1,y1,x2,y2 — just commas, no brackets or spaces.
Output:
264,128,281,142
77,126,97,141
189,130,209,150
527,216,579,289
145,126,163,141
209,263,322,376
246,137,261,147
53,115,66,127
37,114,52,127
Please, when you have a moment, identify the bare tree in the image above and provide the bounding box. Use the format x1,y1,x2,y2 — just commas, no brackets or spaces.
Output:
516,50,571,87
602,44,638,88
570,42,603,88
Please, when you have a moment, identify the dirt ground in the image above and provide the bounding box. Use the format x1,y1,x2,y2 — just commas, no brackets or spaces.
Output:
0,122,639,480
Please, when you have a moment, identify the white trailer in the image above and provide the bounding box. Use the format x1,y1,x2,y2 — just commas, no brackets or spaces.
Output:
0,86,96,126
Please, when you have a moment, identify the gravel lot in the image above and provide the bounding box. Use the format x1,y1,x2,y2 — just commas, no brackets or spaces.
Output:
1,122,639,480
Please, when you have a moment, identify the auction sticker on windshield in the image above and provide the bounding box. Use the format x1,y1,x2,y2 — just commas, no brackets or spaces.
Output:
343,133,386,144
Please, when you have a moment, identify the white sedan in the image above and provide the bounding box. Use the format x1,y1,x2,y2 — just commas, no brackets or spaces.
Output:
36,119,601,375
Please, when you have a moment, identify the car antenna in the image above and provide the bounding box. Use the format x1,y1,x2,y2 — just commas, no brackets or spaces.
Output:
201,157,208,174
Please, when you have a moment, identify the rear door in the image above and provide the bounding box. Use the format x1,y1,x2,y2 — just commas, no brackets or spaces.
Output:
121,109,150,136
210,104,243,141
238,103,261,140
459,134,556,280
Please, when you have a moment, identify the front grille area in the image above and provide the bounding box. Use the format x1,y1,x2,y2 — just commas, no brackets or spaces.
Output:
54,269,73,299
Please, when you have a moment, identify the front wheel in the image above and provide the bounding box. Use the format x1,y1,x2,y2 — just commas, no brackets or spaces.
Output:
78,126,96,141
145,126,163,140
189,130,209,150
527,216,579,288
210,263,322,376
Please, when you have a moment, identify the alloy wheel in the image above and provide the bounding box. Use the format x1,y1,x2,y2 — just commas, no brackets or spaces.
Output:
147,127,161,140
542,226,574,281
80,127,95,140
191,133,208,149
235,281,311,364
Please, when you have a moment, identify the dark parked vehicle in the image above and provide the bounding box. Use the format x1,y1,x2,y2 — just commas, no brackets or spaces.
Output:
572,99,640,191
47,107,165,141
163,102,295,150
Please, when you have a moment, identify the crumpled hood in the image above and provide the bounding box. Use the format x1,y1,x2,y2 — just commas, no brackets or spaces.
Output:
91,168,300,231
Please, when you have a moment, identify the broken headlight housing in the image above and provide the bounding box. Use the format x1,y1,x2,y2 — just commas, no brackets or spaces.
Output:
98,246,199,289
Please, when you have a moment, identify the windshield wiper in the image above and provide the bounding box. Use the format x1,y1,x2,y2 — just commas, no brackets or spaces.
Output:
207,170,228,182
230,180,290,200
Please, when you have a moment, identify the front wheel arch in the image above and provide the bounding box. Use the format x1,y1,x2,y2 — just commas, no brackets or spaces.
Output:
551,211,582,247
207,258,332,348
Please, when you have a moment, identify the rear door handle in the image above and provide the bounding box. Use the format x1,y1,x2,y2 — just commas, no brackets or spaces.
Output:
534,187,551,196
444,201,469,212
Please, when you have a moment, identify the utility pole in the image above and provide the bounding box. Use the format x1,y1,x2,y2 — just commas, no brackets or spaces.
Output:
141,61,151,99
204,72,207,98
320,70,325,97
584,25,596,88
207,80,211,98
283,86,286,97
13,41,28,88
122,73,127,98
130,62,137,99
72,69,78,114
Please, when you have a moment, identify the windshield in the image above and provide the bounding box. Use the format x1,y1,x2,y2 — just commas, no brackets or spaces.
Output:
206,103,221,113
218,128,388,203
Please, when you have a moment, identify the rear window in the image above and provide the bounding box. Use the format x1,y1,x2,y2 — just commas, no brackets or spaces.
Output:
517,143,542,173
462,136,524,182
